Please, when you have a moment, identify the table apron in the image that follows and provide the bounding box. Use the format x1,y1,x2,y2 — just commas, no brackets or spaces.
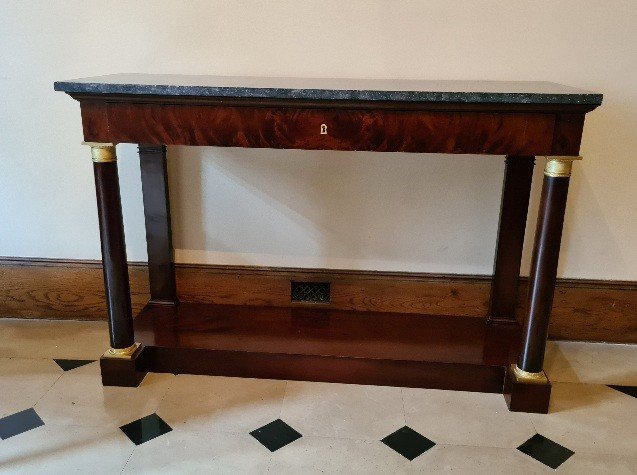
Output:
80,102,582,156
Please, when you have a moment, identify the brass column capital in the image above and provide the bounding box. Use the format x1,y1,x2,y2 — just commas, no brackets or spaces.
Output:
84,142,117,163
543,156,582,178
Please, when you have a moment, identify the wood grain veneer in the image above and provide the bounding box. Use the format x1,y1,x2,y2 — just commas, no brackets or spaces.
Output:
82,102,556,155
76,95,586,156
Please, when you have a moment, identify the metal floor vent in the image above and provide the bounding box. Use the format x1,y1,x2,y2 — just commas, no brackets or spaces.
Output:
291,281,331,304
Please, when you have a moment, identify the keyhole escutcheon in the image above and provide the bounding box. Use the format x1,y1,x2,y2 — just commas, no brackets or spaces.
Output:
320,124,328,135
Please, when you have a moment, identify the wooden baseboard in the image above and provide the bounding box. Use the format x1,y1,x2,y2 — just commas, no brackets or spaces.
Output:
1,257,635,343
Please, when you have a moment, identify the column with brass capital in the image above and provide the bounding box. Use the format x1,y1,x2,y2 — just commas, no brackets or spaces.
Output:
86,142,140,360
506,155,581,412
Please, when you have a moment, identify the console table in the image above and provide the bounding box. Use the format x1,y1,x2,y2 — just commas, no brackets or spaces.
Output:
54,75,602,413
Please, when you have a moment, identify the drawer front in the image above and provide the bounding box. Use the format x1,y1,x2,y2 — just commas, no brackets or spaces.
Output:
87,102,556,155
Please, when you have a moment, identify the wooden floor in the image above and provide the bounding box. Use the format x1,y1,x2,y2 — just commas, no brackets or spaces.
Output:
134,303,521,393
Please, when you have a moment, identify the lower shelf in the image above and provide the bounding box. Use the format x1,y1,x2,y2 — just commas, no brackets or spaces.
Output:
134,302,521,393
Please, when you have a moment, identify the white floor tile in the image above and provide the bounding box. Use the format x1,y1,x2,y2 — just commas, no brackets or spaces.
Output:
0,318,109,359
0,358,62,417
122,427,271,474
0,424,133,475
410,445,551,474
280,381,405,440
34,362,174,428
267,436,412,474
530,382,637,456
0,317,634,473
558,452,637,474
545,341,637,385
402,387,536,448
156,374,286,434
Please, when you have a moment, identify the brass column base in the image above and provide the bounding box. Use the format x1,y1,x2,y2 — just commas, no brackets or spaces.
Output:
511,364,549,384
102,342,141,360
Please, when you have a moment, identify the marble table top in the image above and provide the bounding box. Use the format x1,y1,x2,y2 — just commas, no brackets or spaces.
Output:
54,74,602,105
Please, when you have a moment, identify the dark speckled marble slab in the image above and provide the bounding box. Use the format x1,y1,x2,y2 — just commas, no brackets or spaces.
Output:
54,74,602,105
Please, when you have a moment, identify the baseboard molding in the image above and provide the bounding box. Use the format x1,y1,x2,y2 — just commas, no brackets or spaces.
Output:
1,257,635,343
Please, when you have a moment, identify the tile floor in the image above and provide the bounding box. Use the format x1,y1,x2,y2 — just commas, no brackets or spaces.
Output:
0,318,635,474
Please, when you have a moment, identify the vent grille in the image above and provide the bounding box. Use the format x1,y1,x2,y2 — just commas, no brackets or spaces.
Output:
291,281,331,304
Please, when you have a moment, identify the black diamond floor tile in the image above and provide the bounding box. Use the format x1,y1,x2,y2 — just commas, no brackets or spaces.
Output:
120,413,172,445
518,433,574,469
53,359,95,371
381,426,435,461
0,408,45,439
608,385,637,398
250,419,302,452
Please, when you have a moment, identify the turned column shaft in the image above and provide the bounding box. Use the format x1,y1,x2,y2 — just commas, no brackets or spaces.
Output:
517,157,578,373
91,144,135,350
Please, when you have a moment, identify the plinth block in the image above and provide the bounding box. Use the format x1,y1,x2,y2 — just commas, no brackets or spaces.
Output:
504,364,551,414
100,344,147,387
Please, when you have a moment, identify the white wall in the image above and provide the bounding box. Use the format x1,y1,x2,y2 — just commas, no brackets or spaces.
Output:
1,0,635,279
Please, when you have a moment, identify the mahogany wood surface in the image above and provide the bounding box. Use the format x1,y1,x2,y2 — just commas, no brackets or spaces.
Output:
93,161,134,349
55,80,602,404
550,113,586,156
139,145,178,305
77,99,587,156
519,175,571,372
504,365,551,414
139,347,505,393
134,302,519,365
489,156,535,322
1,258,635,343
100,348,147,387
134,302,515,392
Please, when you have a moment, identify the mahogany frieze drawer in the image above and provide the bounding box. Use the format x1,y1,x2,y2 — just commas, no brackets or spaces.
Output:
82,102,557,155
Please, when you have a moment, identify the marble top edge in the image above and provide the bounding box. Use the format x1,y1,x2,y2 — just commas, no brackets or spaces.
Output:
54,74,603,105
